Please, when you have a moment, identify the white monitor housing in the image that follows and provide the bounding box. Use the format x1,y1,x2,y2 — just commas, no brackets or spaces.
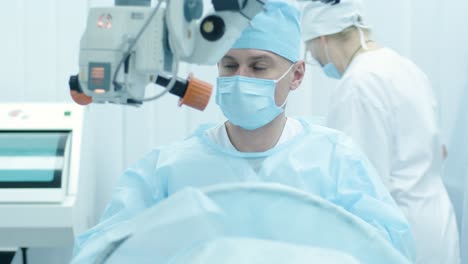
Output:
0,103,94,247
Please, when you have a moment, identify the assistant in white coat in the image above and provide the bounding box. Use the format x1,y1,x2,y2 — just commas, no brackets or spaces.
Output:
301,1,460,263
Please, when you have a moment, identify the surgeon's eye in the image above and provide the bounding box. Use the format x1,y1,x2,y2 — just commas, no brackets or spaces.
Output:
251,64,268,72
252,66,266,71
222,64,238,70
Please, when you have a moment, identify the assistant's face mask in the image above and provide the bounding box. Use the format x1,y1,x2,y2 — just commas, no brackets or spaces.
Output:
305,41,341,79
216,64,294,130
322,43,342,79
321,27,369,80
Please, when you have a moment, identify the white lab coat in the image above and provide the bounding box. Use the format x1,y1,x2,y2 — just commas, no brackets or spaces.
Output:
327,48,460,264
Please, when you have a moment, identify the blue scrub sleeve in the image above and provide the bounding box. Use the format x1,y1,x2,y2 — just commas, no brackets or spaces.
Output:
72,150,165,259
330,135,416,261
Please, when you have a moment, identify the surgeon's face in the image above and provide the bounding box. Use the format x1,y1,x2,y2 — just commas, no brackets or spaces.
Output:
218,49,305,106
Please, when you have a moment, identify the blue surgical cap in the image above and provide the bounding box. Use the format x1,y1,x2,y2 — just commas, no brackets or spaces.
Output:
231,1,301,62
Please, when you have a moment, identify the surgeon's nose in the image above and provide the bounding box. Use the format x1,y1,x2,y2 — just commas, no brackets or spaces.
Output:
237,66,253,78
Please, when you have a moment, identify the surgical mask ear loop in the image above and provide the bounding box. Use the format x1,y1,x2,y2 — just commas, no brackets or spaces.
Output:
279,93,289,108
304,50,319,66
274,63,296,83
324,42,333,65
274,63,296,107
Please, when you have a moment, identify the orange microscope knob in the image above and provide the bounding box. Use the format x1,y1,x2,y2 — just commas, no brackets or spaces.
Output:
69,74,92,105
179,75,213,111
70,90,93,105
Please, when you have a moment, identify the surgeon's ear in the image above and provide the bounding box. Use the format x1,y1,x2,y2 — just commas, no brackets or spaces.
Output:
290,61,305,91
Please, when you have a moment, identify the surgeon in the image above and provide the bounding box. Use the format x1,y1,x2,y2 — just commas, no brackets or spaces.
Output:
301,1,460,263
73,1,415,261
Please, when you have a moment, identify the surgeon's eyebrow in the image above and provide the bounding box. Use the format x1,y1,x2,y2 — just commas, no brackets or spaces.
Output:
248,55,274,64
220,54,275,65
220,55,237,63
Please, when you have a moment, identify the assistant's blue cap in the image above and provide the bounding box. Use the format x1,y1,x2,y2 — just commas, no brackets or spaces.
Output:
231,1,301,62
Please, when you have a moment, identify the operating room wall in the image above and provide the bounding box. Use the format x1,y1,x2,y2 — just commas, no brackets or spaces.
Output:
0,0,467,263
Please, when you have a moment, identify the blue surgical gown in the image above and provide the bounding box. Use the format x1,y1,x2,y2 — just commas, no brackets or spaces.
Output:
73,119,415,261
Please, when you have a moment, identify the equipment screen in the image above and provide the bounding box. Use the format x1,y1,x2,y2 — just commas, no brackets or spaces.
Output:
0,131,69,188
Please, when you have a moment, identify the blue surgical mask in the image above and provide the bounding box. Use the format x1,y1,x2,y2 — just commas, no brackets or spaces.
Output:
216,65,294,130
323,63,342,79
322,43,342,79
